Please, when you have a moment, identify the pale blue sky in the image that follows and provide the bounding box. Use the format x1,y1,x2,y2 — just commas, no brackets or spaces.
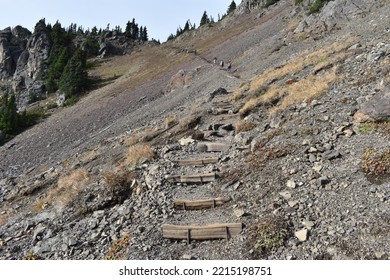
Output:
0,0,234,41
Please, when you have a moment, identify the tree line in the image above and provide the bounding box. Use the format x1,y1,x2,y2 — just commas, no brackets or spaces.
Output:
167,0,237,41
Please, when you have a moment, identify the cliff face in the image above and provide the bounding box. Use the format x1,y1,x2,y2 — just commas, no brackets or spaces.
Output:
0,20,137,109
0,22,50,108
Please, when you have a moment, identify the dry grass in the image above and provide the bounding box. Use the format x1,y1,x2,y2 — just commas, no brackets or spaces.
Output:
248,38,354,96
0,211,15,226
268,67,337,114
124,143,154,166
240,47,342,116
104,232,132,260
164,115,177,128
362,148,390,176
236,120,256,133
33,169,90,211
101,166,136,189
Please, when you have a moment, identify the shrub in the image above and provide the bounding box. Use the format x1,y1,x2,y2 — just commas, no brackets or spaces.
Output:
264,0,281,8
361,148,390,176
105,233,131,260
308,0,330,15
124,144,154,166
249,215,289,257
236,120,256,132
39,169,90,210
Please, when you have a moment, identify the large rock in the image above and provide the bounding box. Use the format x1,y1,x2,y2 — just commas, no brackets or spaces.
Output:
295,0,378,36
354,87,390,123
164,69,198,94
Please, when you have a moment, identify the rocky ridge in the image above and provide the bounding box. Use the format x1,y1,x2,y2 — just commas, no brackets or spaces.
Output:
0,0,389,260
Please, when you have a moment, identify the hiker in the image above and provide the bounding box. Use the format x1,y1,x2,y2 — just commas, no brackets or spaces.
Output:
213,57,217,64
220,60,224,68
227,62,232,72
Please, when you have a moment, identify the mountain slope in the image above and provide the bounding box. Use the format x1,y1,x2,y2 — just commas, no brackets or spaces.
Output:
0,0,389,260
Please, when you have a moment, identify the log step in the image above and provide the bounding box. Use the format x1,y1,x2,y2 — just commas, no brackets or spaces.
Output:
165,173,216,183
174,197,231,210
162,223,242,243
176,158,219,166
198,142,230,152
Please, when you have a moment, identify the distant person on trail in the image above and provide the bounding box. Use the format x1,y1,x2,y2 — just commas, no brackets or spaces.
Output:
227,62,232,72
220,60,224,68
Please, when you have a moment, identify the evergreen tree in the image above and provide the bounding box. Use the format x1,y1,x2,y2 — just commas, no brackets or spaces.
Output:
183,20,190,32
59,49,88,97
141,27,148,42
46,47,70,92
200,11,210,26
0,94,18,134
227,0,237,14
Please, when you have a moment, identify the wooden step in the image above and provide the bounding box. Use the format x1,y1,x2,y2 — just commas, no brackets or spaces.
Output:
165,173,216,183
174,197,231,210
176,158,219,166
162,223,242,243
198,142,230,152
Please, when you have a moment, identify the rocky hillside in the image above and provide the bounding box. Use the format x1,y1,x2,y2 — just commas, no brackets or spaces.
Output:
0,20,144,110
0,0,389,260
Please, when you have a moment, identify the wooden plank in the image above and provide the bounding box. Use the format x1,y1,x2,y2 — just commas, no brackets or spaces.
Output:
163,223,242,241
174,197,231,210
177,158,219,166
143,121,179,142
199,142,230,152
165,173,216,183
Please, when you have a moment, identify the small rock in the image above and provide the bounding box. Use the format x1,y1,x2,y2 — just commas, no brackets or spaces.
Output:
279,191,292,200
288,200,298,207
286,180,296,189
322,150,340,160
302,220,315,230
179,137,195,146
312,164,322,172
318,176,330,186
182,254,194,260
233,208,246,218
344,129,354,138
295,229,308,242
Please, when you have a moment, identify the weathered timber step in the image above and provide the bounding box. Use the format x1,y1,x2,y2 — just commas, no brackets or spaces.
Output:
162,223,242,243
174,197,231,210
198,142,230,152
176,157,219,166
143,121,179,142
165,173,216,183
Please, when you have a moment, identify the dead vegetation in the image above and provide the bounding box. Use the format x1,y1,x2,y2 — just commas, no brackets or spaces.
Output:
239,39,354,116
104,232,132,260
249,215,290,257
361,148,390,176
124,143,154,167
33,168,90,211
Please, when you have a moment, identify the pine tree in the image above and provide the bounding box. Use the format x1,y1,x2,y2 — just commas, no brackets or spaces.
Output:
142,27,148,42
200,11,210,26
59,49,88,97
227,0,237,14
0,94,18,134
183,20,190,32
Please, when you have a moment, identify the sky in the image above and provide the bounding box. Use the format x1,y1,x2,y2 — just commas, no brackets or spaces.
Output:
0,0,234,41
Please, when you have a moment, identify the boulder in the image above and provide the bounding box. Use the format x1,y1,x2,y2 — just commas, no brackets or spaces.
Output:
164,69,197,94
354,87,390,123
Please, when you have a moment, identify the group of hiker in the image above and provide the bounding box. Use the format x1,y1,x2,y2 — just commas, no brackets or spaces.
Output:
213,57,232,72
